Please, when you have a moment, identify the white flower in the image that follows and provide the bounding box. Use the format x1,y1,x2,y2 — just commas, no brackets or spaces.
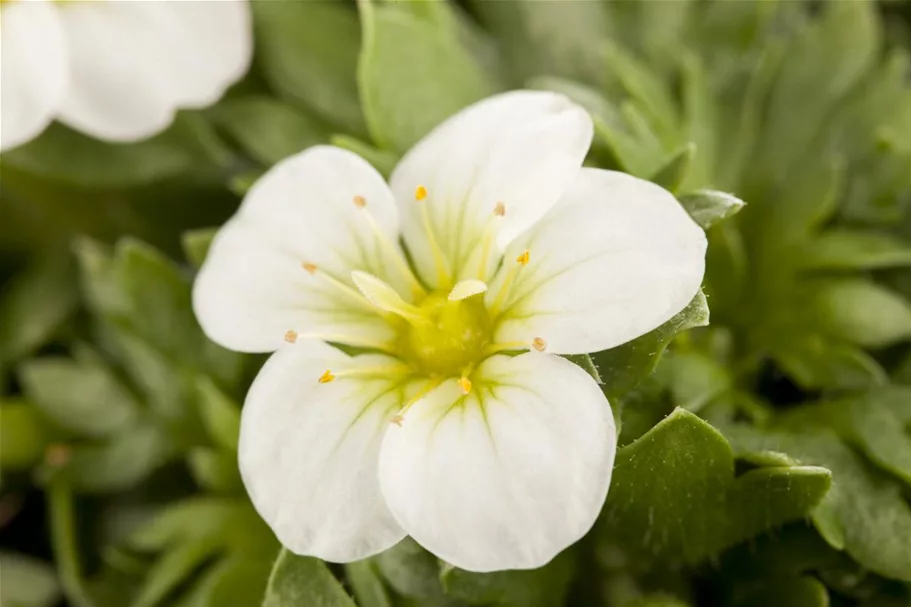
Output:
0,0,251,152
192,91,707,572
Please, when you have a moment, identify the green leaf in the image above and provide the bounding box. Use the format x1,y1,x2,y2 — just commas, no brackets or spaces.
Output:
344,560,393,607
253,1,366,135
594,291,709,399
470,0,611,85
18,356,141,438
602,41,679,143
375,538,442,599
781,387,911,485
562,354,602,384
181,228,218,270
128,498,240,551
187,448,243,494
358,0,497,152
649,143,695,195
329,134,400,178
799,229,911,270
810,279,911,348
213,96,326,167
755,0,880,185
660,351,732,413
262,549,355,607
440,550,575,607
196,377,241,452
131,537,221,607
602,409,832,565
679,52,717,191
41,423,174,493
1,115,226,188
735,576,829,607
0,254,77,365
772,335,887,391
0,400,53,470
677,190,746,230
721,425,911,581
0,552,61,607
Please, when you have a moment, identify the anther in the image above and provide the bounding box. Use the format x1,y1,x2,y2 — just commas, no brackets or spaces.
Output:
516,250,530,266
391,414,404,427
494,201,506,217
318,370,335,384
532,337,547,352
302,262,318,275
458,377,472,395
284,330,298,343
353,195,367,208
415,185,428,201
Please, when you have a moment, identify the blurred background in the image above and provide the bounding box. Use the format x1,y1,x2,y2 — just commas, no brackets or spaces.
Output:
1,1,911,606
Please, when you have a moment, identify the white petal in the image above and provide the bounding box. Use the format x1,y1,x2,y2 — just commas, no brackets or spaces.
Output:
489,169,706,354
239,340,408,562
379,353,616,572
144,0,252,109
193,146,408,353
54,0,251,141
389,91,593,288
0,0,68,151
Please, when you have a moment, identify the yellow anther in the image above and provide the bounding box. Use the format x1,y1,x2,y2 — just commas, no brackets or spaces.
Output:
532,337,547,352
302,262,318,275
415,185,428,201
353,195,367,208
391,414,404,427
318,370,336,384
458,377,472,395
494,201,506,216
516,250,530,266
284,330,298,343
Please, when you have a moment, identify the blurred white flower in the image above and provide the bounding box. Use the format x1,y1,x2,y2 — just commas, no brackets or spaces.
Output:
192,91,707,572
0,0,251,151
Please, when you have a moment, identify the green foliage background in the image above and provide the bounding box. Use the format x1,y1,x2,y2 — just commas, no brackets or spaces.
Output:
1,1,910,606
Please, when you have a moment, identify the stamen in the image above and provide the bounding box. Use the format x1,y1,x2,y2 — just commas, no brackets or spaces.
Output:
352,271,428,326
391,376,443,426
483,339,545,356
353,195,426,298
488,249,530,317
458,376,472,395
283,330,397,353
415,185,451,287
318,364,411,385
476,202,507,280
301,263,380,312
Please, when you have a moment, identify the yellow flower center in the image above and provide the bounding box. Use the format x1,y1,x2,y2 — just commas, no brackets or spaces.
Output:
400,291,492,377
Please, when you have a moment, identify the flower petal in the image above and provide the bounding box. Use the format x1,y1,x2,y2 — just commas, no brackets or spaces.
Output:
389,91,593,288
54,0,250,141
490,169,706,354
0,0,68,151
379,352,616,572
239,340,408,562
193,146,408,353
